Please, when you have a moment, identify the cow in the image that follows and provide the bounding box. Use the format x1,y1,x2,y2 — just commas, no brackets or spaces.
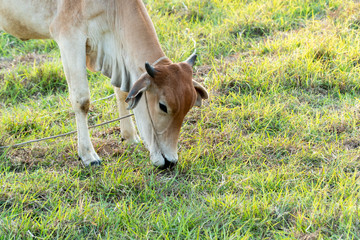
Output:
0,0,208,168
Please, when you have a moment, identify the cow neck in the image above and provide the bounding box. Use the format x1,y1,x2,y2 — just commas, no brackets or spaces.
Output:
119,0,165,67
98,0,167,91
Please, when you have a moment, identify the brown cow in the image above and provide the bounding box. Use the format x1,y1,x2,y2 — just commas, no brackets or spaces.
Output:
0,0,208,168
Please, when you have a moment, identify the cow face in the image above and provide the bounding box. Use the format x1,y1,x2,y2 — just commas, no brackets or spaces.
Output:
126,54,208,168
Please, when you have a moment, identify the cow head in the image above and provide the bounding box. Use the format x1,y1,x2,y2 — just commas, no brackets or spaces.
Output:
125,54,208,169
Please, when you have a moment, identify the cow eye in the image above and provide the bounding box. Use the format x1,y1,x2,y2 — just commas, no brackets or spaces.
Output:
159,102,168,113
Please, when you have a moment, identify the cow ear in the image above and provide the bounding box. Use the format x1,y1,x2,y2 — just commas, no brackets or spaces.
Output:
185,53,197,67
125,77,151,110
193,80,208,107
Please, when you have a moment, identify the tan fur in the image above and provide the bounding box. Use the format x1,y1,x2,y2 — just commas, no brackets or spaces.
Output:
0,0,55,39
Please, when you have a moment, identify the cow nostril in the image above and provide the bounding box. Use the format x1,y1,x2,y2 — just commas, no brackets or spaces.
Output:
157,155,177,170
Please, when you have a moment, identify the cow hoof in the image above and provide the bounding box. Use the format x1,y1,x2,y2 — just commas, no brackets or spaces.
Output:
79,156,102,167
90,160,102,167
121,135,140,145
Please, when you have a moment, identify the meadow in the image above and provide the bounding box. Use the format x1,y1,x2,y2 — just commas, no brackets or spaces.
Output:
1,0,360,239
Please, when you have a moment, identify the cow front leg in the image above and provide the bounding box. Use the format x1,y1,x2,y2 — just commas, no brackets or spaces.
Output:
72,96,101,166
56,36,101,166
114,87,139,144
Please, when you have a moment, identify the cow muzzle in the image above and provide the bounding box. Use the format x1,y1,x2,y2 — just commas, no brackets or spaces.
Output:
150,151,178,169
158,154,177,170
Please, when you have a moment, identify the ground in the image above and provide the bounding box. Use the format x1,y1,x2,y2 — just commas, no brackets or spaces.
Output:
0,0,360,239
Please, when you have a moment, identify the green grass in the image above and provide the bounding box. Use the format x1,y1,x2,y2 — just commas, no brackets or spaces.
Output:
1,0,360,239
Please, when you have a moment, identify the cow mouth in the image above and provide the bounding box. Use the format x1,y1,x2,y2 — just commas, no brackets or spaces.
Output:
157,154,177,170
